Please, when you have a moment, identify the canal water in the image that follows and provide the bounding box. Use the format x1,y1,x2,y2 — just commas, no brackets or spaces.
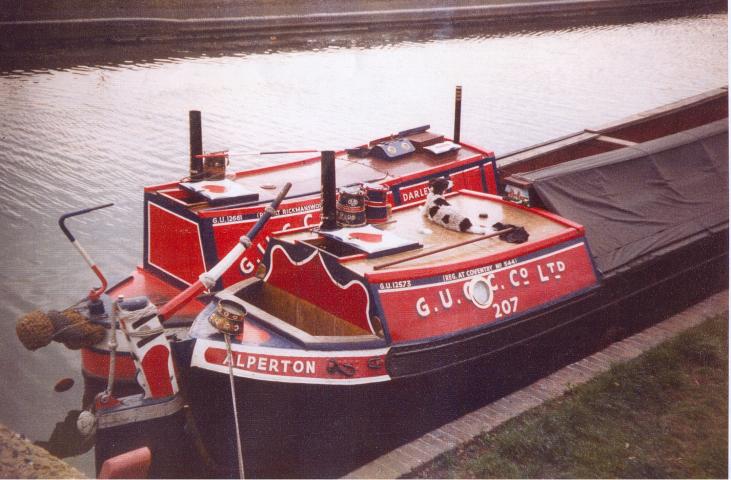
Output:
0,12,726,476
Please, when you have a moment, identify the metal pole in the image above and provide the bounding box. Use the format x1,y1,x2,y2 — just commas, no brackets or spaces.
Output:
58,203,114,306
189,110,203,181
453,86,462,144
320,151,338,231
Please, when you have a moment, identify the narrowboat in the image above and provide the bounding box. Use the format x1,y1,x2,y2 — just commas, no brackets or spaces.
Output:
79,91,499,385
180,102,727,477
15,87,727,478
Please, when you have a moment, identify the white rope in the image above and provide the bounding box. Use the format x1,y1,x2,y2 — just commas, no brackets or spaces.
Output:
118,303,158,326
225,333,246,479
100,302,158,402
101,299,121,401
117,304,160,338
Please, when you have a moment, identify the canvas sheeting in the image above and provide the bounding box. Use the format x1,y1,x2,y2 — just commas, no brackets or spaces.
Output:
518,119,728,278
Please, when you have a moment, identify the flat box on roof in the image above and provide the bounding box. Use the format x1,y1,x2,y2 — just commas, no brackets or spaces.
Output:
180,179,259,206
407,131,445,149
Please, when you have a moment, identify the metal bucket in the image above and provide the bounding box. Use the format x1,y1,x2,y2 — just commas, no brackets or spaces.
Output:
336,185,366,227
365,183,389,203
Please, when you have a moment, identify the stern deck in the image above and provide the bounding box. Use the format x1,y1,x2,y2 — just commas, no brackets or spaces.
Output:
280,190,582,279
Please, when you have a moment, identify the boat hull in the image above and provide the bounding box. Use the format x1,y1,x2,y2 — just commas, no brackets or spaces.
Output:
184,232,727,478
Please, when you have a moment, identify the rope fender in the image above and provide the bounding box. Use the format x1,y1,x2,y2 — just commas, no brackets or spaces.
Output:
16,308,105,351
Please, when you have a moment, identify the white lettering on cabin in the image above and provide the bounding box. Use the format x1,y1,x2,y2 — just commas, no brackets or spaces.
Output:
213,214,246,225
400,186,430,203
277,203,320,216
486,273,498,292
231,354,315,376
438,289,453,309
536,260,565,282
509,267,530,287
214,204,319,225
537,265,550,283
416,297,430,317
240,256,256,274
379,280,412,290
411,253,574,319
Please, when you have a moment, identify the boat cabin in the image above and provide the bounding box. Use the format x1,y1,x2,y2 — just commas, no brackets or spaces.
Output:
142,129,497,291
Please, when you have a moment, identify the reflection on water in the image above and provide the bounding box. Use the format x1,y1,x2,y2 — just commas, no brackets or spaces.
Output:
0,13,726,475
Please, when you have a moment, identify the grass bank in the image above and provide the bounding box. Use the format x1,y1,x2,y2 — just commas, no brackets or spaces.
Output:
409,313,728,479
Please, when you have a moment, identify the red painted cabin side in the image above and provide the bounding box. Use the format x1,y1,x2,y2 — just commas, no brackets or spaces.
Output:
143,139,497,291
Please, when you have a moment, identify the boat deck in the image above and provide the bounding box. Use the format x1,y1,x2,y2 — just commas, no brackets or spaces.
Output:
281,191,579,278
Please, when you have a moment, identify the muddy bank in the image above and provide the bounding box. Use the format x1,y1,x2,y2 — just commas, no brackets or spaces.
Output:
1,0,725,49
0,423,85,478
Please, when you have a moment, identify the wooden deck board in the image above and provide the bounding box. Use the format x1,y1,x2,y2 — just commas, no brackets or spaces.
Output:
283,193,573,276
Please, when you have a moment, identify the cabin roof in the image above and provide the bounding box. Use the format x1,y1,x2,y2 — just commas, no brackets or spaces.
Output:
227,146,486,205
146,136,490,214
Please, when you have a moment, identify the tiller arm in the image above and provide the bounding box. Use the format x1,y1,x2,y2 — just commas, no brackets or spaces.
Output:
58,203,114,302
158,182,292,322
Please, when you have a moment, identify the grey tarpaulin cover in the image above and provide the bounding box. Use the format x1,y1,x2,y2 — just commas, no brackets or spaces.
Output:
519,119,728,278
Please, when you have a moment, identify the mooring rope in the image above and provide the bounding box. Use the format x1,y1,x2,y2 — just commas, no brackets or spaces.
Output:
118,303,158,327
224,333,246,479
100,301,159,402
101,298,121,402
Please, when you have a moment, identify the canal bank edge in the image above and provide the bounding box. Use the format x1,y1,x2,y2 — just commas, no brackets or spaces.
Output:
0,0,725,49
344,290,729,479
0,423,86,478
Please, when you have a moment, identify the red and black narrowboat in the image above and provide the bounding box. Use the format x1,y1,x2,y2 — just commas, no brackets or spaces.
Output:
16,87,727,477
82,114,498,385
181,88,728,477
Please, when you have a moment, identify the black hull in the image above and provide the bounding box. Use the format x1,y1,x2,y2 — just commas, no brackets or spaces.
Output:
95,409,195,478
184,229,727,478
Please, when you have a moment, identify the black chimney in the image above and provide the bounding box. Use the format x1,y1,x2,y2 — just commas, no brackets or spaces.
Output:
189,110,203,181
453,86,462,144
320,150,337,231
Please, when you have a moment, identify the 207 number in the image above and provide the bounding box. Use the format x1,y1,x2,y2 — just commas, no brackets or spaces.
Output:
492,297,518,319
